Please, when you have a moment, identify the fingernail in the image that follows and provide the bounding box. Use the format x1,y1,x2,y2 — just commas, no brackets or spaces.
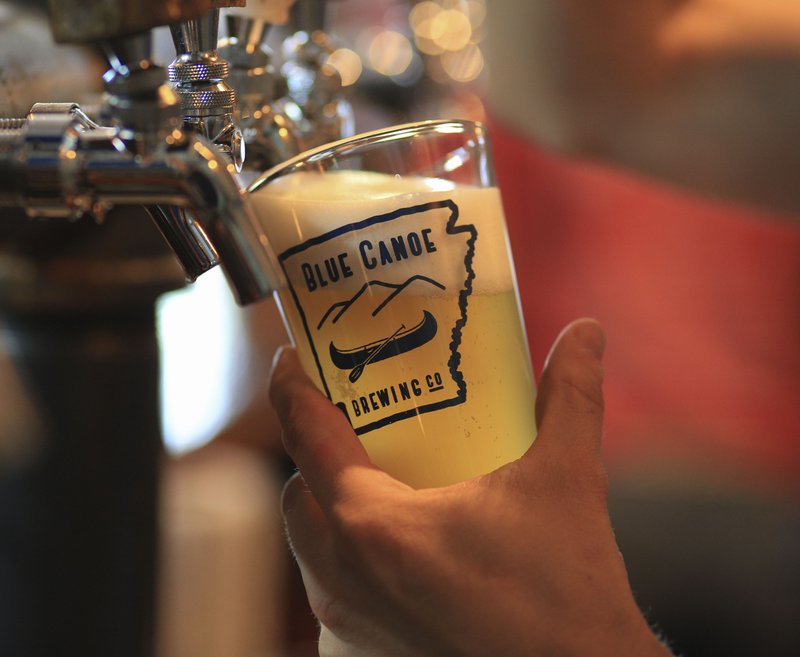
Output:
575,319,606,360
545,319,606,372
271,344,290,372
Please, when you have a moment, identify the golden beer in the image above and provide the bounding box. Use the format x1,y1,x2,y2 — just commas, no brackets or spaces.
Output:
250,168,537,488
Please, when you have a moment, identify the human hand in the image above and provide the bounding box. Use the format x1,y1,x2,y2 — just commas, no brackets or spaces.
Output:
270,319,672,657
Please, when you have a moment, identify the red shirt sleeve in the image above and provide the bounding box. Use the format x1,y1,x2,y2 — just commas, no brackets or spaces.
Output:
491,118,800,488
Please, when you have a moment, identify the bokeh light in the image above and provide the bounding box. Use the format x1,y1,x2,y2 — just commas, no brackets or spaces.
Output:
326,47,363,86
431,9,472,51
326,0,489,118
440,42,483,82
407,0,487,84
367,30,414,76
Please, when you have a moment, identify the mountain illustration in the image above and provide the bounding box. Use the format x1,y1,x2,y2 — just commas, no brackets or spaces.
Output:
316,275,446,330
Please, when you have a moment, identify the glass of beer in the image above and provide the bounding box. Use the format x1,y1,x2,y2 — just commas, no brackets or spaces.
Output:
248,120,536,488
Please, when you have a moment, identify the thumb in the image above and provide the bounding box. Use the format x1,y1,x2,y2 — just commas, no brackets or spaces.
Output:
533,319,606,461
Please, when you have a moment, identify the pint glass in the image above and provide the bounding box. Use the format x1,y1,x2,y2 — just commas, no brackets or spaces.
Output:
248,120,536,488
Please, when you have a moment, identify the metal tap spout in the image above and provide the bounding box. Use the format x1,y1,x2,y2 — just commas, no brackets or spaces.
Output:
126,135,279,304
76,125,279,304
0,55,278,304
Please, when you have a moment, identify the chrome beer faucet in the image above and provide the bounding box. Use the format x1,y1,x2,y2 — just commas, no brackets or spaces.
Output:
218,8,306,172
168,8,245,169
0,4,359,654
0,27,278,303
0,3,278,656
281,0,355,148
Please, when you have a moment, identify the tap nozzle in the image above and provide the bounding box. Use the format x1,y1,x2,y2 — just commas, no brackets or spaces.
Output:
98,33,222,282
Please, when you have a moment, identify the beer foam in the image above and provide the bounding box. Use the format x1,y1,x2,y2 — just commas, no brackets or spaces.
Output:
249,170,516,294
256,169,457,201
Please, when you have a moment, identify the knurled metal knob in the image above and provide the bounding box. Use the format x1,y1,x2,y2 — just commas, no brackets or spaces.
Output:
177,86,237,113
168,58,230,83
0,118,26,154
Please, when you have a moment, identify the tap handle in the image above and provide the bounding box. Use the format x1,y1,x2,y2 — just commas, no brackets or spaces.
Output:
47,0,245,44
168,7,244,171
226,0,297,25
102,32,154,78
293,0,327,33
170,8,221,56
168,8,232,111
222,0,297,56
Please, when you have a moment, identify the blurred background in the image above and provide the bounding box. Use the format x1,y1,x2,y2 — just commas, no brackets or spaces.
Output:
0,1,798,657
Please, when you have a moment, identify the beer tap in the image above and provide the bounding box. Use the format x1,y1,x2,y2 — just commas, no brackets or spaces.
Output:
218,0,306,174
0,3,286,656
281,0,355,148
168,8,245,169
0,29,278,304
146,7,244,285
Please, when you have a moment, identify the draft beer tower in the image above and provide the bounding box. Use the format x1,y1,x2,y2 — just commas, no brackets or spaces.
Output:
0,2,276,656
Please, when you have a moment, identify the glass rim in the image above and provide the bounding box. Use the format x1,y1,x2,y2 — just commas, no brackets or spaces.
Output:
247,118,485,194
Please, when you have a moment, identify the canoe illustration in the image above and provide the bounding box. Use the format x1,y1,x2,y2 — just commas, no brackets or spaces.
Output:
329,310,438,370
